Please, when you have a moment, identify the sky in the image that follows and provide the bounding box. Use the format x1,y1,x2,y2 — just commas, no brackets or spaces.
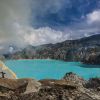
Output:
0,0,100,53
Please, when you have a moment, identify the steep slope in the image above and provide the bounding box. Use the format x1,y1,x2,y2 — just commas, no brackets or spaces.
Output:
5,34,100,64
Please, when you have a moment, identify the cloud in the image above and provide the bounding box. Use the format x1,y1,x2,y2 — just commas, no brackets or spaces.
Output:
0,0,100,54
0,0,68,48
31,0,100,27
87,10,100,24
23,27,70,45
0,0,73,50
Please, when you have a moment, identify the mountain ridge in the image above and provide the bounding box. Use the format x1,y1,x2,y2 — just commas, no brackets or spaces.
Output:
3,34,100,65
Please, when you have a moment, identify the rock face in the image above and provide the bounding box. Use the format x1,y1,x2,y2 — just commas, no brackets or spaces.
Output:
0,73,100,100
82,53,100,65
5,34,100,65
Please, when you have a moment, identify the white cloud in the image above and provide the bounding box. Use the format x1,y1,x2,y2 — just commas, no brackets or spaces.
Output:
87,10,100,24
23,27,70,46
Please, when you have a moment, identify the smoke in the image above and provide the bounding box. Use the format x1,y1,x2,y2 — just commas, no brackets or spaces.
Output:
0,0,70,52
0,0,31,49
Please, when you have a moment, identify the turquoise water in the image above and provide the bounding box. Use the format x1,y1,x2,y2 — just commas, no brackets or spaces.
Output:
5,59,100,80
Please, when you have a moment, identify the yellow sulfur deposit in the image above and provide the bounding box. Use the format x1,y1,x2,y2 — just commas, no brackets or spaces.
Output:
0,61,17,79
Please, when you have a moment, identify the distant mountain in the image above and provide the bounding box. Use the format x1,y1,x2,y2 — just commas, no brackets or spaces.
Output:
4,34,100,64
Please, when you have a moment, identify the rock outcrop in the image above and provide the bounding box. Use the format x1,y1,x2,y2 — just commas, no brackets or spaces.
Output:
82,53,100,65
0,72,100,100
63,72,87,86
0,78,41,93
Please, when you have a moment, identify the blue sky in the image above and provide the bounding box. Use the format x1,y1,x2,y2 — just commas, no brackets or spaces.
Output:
31,0,100,28
28,0,100,43
0,0,100,53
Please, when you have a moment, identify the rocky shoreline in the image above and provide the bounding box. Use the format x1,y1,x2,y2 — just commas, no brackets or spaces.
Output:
0,72,100,100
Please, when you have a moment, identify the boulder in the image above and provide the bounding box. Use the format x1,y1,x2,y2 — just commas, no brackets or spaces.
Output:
85,78,100,89
63,72,86,86
0,78,41,94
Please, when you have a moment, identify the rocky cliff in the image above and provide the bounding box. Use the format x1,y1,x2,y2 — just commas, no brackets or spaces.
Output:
4,34,100,65
0,72,100,100
82,53,100,65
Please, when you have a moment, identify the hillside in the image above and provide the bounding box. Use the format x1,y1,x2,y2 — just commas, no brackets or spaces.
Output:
4,34,100,64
